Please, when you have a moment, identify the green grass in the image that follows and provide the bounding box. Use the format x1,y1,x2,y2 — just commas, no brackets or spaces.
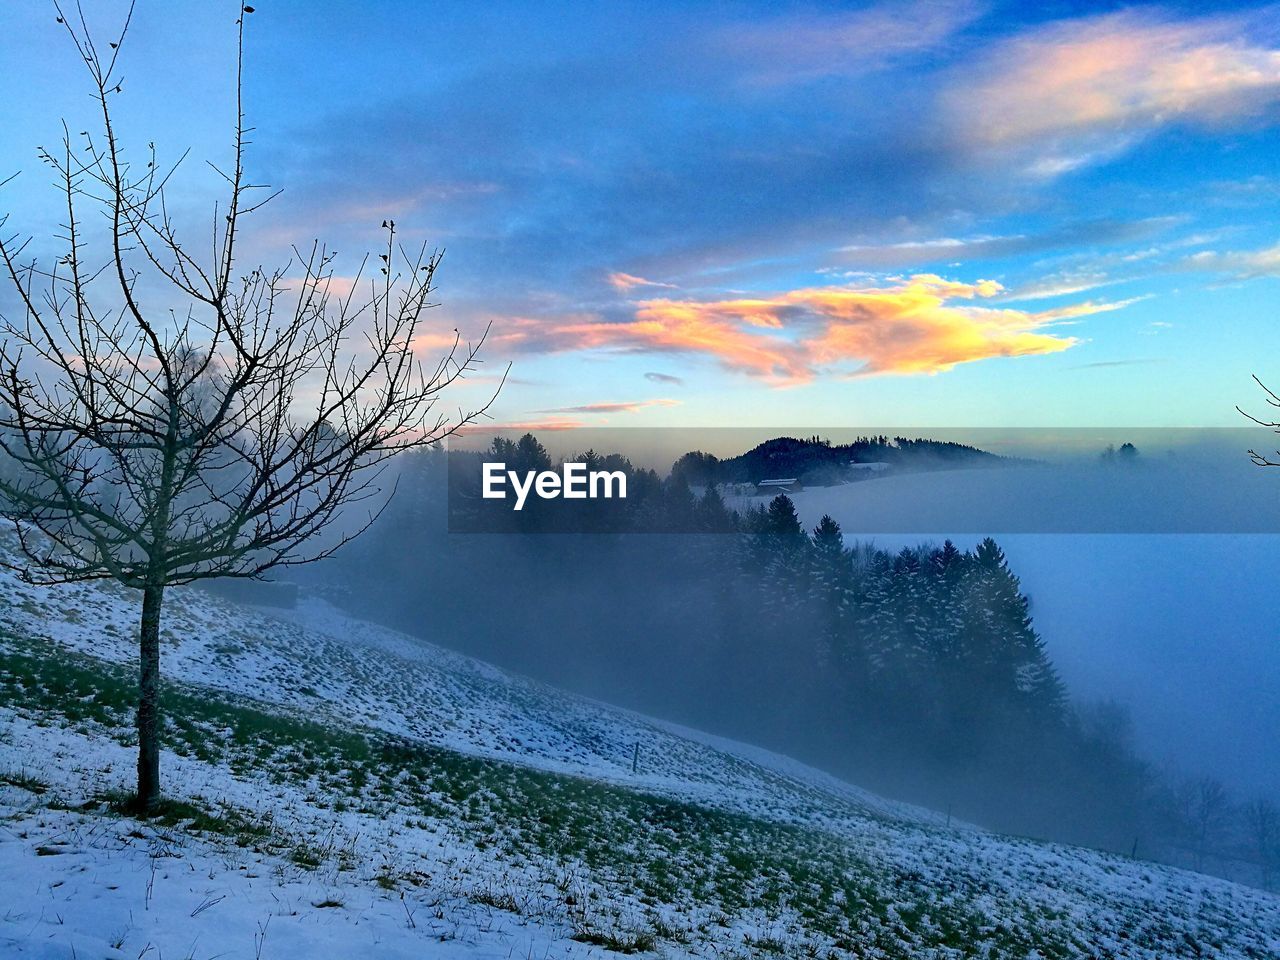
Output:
0,630,1082,959
0,767,49,794
96,789,274,846
571,926,659,954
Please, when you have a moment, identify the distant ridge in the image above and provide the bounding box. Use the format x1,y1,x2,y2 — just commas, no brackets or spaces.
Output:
672,434,1002,486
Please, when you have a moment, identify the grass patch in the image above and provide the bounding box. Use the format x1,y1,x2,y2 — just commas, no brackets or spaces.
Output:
0,630,1088,959
571,926,658,954
95,790,273,846
0,768,49,794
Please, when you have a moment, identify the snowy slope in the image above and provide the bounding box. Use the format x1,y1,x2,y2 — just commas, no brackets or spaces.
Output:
2,529,1279,959
0,542,934,832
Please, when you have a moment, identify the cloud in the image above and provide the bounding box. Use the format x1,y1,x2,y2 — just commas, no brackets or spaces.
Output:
948,10,1280,165
835,218,1176,268
1007,272,1117,301
538,398,681,415
1183,241,1280,279
1069,358,1166,370
716,0,980,87
536,304,810,382
263,13,966,309
493,274,1131,382
1030,295,1149,324
837,234,1024,267
607,272,678,292
225,3,1252,393
644,371,685,386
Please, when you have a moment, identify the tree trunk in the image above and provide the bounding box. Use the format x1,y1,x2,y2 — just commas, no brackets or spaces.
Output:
136,582,165,812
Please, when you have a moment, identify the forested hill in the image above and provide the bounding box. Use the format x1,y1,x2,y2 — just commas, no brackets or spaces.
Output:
671,434,1002,486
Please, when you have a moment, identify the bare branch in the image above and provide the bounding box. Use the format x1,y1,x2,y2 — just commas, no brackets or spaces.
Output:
0,1,499,593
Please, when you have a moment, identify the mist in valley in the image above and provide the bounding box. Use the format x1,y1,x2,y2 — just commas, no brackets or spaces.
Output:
298,431,1280,889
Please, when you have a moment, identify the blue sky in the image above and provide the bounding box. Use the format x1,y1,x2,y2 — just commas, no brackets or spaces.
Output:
2,0,1279,428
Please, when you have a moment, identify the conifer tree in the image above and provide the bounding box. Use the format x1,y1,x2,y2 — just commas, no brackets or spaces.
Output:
807,515,851,661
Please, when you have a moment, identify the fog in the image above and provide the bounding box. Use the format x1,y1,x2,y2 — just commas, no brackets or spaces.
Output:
1000,535,1280,794
768,442,1280,798
302,432,1280,884
771,444,1280,797
785,525,1280,798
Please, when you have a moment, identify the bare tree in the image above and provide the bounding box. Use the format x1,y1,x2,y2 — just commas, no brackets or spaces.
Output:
1176,776,1232,872
1242,797,1279,890
0,3,499,811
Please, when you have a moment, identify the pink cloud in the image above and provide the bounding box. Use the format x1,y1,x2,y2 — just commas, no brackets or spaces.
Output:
538,398,681,415
950,10,1280,167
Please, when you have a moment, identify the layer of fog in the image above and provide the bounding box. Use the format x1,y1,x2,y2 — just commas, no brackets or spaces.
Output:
774,451,1280,535
302,433,1280,875
779,451,1280,798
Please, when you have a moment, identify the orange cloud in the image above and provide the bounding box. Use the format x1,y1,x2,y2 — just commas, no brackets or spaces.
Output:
802,280,1081,376
490,274,1115,382
552,302,810,381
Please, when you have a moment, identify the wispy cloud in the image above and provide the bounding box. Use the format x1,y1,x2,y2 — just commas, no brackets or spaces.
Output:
608,272,678,292
1069,358,1166,370
538,398,681,415
837,234,1024,265
836,219,1177,268
716,0,980,87
1030,295,1149,324
948,9,1280,170
1183,241,1280,279
1007,272,1117,301
644,371,685,386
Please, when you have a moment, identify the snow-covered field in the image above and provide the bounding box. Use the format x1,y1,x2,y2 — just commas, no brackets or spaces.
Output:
1,530,1279,958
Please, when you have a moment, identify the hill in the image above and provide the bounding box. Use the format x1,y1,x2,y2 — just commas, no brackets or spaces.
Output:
673,435,1002,488
1,529,1278,958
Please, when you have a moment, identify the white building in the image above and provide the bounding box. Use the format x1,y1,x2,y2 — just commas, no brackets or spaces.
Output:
756,478,800,494
848,461,890,476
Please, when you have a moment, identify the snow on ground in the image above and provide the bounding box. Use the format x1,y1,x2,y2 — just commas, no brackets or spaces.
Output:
2,528,1280,958
0,537,935,832
1,794,586,960
0,720,603,960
